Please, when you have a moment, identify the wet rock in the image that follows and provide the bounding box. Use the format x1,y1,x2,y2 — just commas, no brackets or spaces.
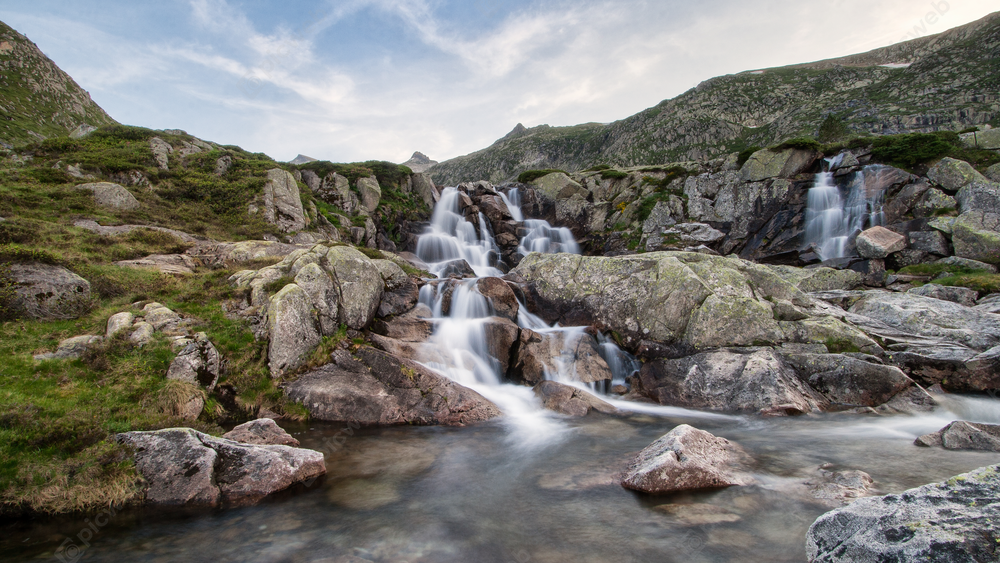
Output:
509,329,613,386
855,226,906,259
916,421,1000,451
6,263,92,320
804,466,876,507
106,312,135,338
638,348,826,415
783,353,912,408
928,157,988,191
533,381,618,417
477,277,519,322
482,317,520,375
267,284,322,378
33,335,102,361
952,210,1000,264
620,425,755,494
166,332,221,391
654,503,743,525
284,347,501,426
262,169,307,232
223,418,300,447
117,428,326,508
806,464,1000,562
439,259,476,278
76,182,140,211
907,284,979,307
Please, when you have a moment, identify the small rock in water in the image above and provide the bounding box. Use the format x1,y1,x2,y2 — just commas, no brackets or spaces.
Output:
223,418,300,447
654,503,742,526
915,420,1000,451
620,425,755,494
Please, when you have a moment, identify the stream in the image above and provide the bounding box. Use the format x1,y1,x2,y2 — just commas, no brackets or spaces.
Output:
4,183,999,562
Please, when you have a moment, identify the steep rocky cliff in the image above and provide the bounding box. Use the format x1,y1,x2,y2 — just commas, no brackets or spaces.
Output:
430,12,1000,186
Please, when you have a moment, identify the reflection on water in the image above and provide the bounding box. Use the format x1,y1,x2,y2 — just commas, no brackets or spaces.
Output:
3,400,998,563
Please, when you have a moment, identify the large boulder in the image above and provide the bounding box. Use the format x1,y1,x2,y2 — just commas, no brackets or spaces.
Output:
284,348,502,426
986,162,1000,182
166,332,221,391
907,284,979,307
915,421,1000,451
531,172,588,202
267,284,321,378
262,168,307,232
476,277,519,322
356,176,381,213
782,353,912,408
117,428,325,508
960,128,1000,150
739,148,819,182
325,246,383,329
150,137,172,170
6,263,92,320
76,182,140,211
927,157,989,191
293,262,339,336
855,226,906,259
509,329,613,386
620,425,755,494
33,335,102,361
952,210,1000,264
955,181,1000,214
511,252,872,352
638,348,827,415
806,464,1000,562
411,173,437,209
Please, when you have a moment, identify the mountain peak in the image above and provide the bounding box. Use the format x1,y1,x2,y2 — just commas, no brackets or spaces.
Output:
289,154,317,165
401,151,438,173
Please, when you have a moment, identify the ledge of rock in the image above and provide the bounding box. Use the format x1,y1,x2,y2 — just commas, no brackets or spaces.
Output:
620,425,755,494
117,428,325,509
533,381,618,417
283,348,501,426
806,464,1000,562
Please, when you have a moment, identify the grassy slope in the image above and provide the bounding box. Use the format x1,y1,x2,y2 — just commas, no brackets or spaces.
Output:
0,125,425,516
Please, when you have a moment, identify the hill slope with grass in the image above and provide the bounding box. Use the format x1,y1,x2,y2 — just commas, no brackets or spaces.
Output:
0,20,117,148
429,11,1000,185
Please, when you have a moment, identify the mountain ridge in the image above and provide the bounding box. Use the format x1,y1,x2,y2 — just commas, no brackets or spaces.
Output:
428,11,1000,186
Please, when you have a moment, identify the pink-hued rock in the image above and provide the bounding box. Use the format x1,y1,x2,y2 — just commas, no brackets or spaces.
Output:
621,425,754,494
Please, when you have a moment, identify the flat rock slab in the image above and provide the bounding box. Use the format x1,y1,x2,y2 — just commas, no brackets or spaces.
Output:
284,348,501,426
806,464,1000,562
117,428,326,508
533,380,618,417
620,424,755,494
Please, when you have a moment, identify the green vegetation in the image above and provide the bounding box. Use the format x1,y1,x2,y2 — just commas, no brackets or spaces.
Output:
296,160,412,188
867,131,1000,172
517,169,568,184
599,169,629,180
898,263,1000,296
818,115,851,144
825,338,861,355
585,164,612,172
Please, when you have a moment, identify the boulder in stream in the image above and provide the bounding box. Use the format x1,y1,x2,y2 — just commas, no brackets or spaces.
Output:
806,464,1000,562
620,425,755,494
533,381,618,417
915,421,1000,452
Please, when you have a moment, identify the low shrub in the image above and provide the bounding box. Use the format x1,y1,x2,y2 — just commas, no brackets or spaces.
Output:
870,132,954,169
600,169,629,180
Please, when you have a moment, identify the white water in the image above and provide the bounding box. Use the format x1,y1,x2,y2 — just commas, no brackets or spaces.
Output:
499,186,581,256
804,162,887,261
415,187,503,278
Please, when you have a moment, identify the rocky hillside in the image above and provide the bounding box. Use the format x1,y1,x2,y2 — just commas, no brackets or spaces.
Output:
430,11,1000,186
0,20,117,148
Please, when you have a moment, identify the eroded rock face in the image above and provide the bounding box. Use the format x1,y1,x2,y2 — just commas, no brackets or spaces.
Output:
783,353,913,408
7,263,92,320
284,348,501,426
267,284,322,378
532,173,588,202
357,176,382,213
620,425,755,494
117,428,326,508
262,168,307,232
806,464,1000,562
639,349,827,415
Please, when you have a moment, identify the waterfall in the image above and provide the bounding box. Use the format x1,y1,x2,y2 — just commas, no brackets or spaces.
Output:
519,221,581,256
804,161,887,261
498,188,524,222
415,187,503,278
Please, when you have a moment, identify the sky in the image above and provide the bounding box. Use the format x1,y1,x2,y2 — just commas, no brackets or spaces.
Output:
2,1,997,164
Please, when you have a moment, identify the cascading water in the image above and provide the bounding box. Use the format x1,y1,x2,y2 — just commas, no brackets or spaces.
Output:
415,187,503,278
804,160,887,261
498,186,581,256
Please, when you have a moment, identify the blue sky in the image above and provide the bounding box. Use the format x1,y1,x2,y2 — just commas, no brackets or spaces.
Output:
2,1,996,163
